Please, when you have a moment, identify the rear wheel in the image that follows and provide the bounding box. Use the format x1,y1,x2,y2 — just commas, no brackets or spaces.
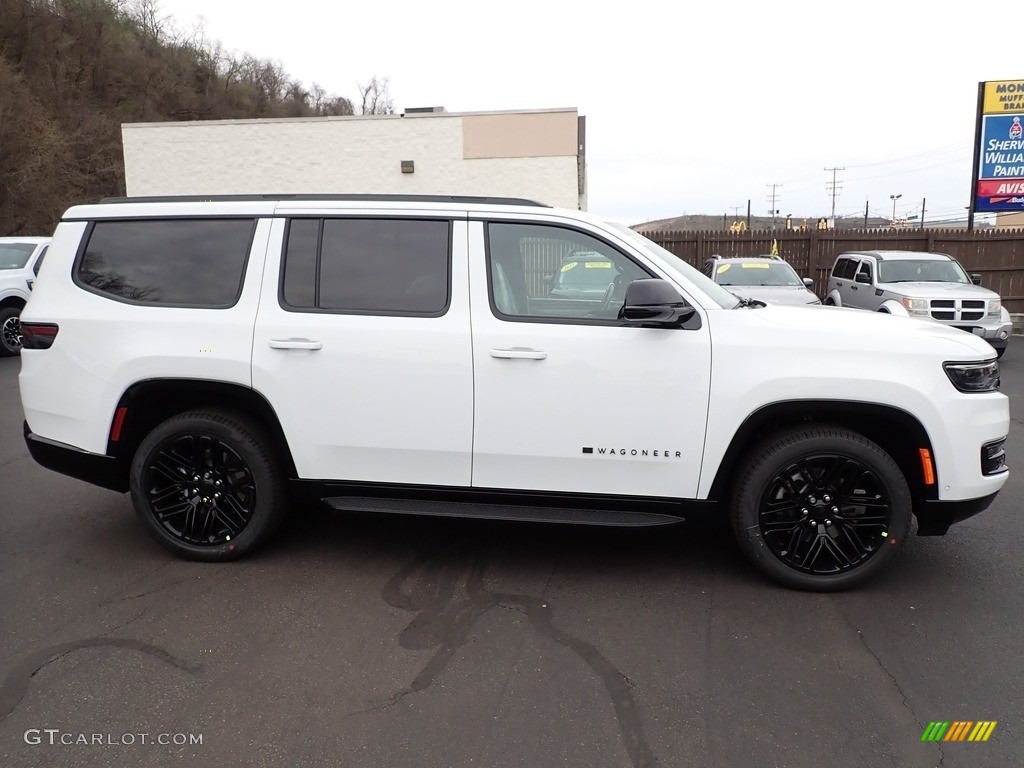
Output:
0,307,22,356
729,426,911,591
129,409,287,561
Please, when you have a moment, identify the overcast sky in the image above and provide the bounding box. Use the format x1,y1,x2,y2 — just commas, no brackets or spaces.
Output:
155,0,1017,226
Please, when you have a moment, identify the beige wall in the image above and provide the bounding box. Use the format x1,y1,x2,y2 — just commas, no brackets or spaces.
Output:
122,109,584,210
995,211,1024,229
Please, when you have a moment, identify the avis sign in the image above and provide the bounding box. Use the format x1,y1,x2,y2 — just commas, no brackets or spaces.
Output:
974,80,1024,212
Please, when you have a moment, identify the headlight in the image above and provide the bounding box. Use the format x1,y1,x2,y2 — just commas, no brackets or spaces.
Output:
943,360,1000,392
988,298,1001,317
902,297,929,316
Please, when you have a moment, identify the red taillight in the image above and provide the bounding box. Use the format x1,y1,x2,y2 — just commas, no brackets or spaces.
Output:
110,406,129,442
20,322,59,350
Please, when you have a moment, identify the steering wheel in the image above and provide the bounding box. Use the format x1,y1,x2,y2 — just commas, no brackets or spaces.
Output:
598,281,617,314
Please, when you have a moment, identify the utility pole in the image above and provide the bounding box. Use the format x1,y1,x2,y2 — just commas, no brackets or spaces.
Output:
920,197,926,230
863,200,869,229
766,184,782,231
825,166,845,225
746,199,751,231
730,205,743,219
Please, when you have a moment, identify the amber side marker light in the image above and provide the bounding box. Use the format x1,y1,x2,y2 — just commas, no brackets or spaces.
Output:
919,448,936,485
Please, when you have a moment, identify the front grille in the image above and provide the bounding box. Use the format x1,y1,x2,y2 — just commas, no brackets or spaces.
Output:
929,299,990,323
981,439,1007,476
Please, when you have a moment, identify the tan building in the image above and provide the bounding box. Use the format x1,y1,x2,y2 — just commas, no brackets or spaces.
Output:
121,107,587,210
995,211,1024,228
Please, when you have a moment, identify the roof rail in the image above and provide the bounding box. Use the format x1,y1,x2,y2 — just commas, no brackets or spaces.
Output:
97,194,550,207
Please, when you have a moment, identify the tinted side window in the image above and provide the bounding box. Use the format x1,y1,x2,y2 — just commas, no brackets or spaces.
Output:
78,219,255,306
282,218,450,315
857,261,873,281
832,258,850,280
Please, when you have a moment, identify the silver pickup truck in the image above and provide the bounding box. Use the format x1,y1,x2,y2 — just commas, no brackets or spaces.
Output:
824,250,1012,357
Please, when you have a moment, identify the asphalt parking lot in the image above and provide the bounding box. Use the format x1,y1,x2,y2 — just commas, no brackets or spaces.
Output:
1,351,1022,768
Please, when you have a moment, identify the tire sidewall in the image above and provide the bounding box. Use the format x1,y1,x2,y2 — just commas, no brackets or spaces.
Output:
129,411,284,561
731,429,912,591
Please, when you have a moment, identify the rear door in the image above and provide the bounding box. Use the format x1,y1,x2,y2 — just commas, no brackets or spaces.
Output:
252,211,474,486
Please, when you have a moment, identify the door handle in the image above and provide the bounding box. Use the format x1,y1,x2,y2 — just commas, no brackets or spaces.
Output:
490,347,547,360
269,338,323,350
851,286,858,291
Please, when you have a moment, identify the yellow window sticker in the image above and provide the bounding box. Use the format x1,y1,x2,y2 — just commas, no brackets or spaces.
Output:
585,261,612,268
560,262,578,272
741,263,770,269
716,264,731,274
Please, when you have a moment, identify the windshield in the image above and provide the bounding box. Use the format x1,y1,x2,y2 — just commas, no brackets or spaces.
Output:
556,258,617,287
0,243,35,270
878,259,970,284
608,224,739,308
714,261,803,287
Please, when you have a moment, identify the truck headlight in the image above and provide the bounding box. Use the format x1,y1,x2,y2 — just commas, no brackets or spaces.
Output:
988,298,1001,317
902,297,929,316
943,360,1000,392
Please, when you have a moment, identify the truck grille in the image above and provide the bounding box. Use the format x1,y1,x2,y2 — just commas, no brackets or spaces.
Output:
929,299,987,322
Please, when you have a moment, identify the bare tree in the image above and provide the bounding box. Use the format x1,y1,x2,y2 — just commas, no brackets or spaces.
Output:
357,75,394,115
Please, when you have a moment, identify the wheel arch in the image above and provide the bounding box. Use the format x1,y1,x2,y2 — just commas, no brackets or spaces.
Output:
707,400,938,504
108,379,299,488
0,295,27,311
824,289,841,306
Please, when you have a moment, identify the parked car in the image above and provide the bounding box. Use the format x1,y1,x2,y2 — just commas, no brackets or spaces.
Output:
18,195,1009,591
0,237,50,355
702,256,821,306
824,250,1012,358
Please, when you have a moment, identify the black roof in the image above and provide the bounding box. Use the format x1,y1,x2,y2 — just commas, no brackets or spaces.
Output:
97,194,549,207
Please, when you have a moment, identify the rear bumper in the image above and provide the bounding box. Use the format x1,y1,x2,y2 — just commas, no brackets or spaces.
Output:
23,422,126,492
914,492,1000,536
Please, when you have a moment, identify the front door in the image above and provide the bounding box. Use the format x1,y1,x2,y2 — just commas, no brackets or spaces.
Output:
468,217,712,499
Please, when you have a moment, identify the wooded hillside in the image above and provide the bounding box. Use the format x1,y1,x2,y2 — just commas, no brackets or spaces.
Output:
0,0,362,234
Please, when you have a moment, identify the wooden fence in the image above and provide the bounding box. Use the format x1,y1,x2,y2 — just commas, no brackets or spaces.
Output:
643,228,1024,311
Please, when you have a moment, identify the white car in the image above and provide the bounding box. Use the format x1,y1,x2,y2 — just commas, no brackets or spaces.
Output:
0,237,50,355
18,195,1009,591
702,255,821,306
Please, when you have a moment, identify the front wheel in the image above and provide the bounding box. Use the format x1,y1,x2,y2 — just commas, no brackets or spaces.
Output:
0,307,23,356
729,426,911,591
129,409,288,561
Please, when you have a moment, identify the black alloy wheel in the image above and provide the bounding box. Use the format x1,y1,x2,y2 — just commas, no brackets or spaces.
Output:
130,410,287,561
730,426,911,591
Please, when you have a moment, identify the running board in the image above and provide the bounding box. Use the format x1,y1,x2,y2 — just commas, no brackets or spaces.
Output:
321,496,683,527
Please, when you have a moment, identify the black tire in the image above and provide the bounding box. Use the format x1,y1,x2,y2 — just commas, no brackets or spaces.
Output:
995,346,1006,359
823,298,835,306
0,306,22,356
129,409,287,561
729,425,911,591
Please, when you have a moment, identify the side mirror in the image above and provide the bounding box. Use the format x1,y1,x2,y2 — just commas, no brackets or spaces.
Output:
855,272,871,284
970,273,982,285
621,279,696,326
802,277,814,288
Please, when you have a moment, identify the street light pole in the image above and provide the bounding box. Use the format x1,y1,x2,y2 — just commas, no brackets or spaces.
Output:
889,193,902,227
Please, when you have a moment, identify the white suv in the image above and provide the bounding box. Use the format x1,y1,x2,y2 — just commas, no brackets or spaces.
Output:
18,195,1010,591
0,237,49,355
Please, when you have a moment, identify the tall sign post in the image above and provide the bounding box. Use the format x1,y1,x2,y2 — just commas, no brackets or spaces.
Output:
970,79,1024,230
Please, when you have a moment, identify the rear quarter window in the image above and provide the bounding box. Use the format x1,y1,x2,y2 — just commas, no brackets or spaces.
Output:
76,219,256,307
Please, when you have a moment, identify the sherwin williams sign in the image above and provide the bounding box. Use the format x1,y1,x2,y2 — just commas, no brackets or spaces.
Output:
974,80,1024,212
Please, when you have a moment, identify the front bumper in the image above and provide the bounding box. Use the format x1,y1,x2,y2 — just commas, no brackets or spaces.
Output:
914,493,1000,535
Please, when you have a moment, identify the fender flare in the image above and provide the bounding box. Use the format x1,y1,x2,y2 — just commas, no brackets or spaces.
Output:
878,299,909,316
824,289,842,306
